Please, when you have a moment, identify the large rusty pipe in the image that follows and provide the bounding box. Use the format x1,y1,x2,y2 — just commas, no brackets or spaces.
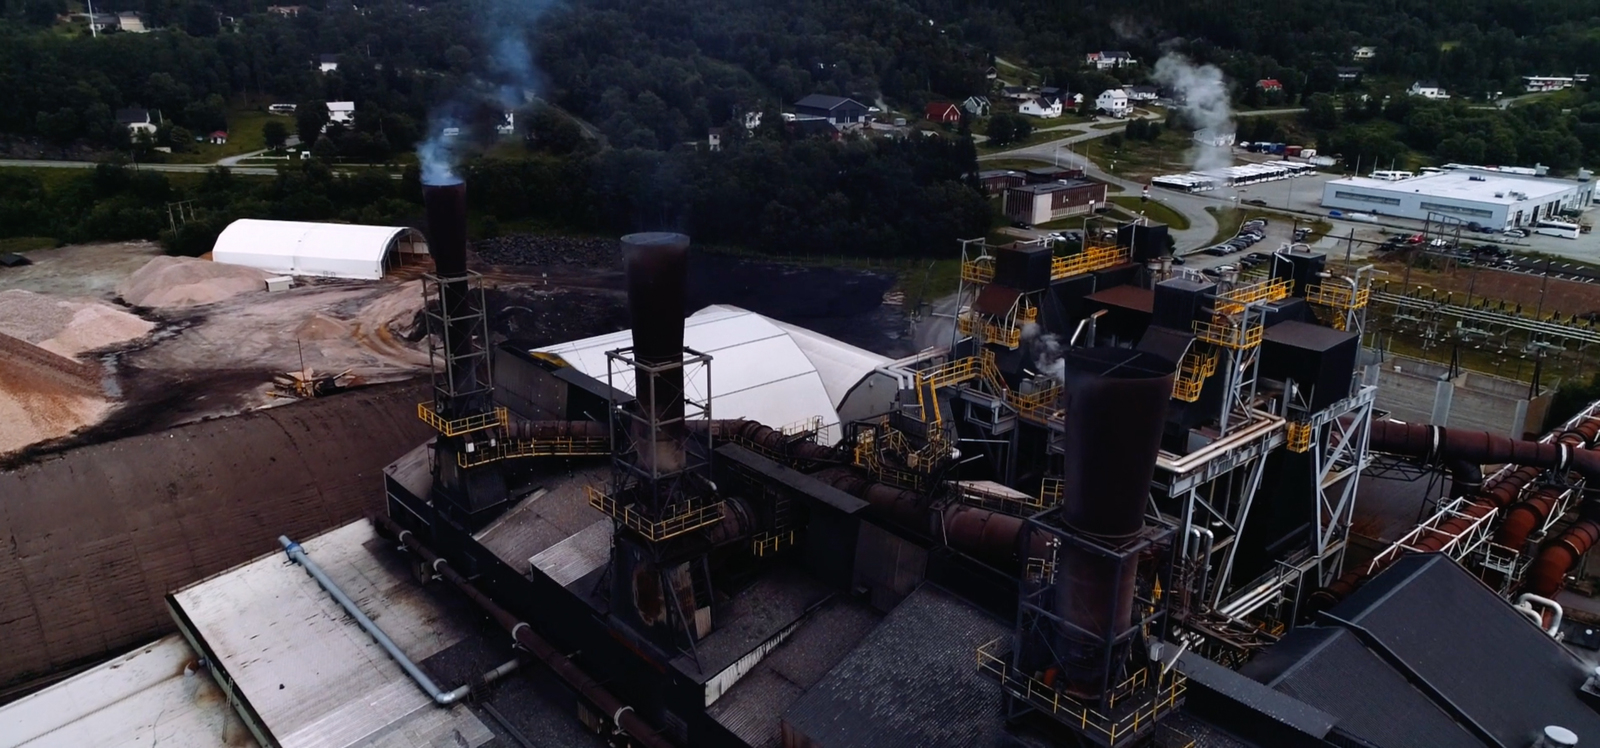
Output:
372,514,676,748
1526,518,1600,597
622,233,691,479
1495,487,1565,551
688,419,845,465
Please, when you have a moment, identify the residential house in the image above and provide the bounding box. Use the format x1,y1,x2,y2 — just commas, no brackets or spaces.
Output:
1408,81,1449,100
973,170,1024,195
788,117,841,140
1128,85,1160,103
325,101,355,129
1256,79,1283,92
317,54,339,74
1086,51,1135,70
793,94,869,125
741,111,763,130
496,112,515,136
1524,76,1577,92
117,11,147,32
1000,85,1034,102
707,127,724,152
116,108,157,136
208,131,229,145
82,12,119,31
962,96,992,117
1004,180,1108,225
1019,97,1063,119
1095,88,1131,117
925,102,961,124
267,5,305,15
1336,67,1362,83
984,66,998,81
1352,46,1377,61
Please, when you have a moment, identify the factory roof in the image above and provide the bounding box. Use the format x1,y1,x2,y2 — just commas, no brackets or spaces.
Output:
1242,554,1600,747
782,584,1037,747
0,634,254,748
538,305,888,440
1328,170,1578,204
212,219,427,280
1010,179,1099,194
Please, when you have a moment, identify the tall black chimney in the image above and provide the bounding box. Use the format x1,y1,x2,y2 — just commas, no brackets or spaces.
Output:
622,232,691,480
422,182,481,417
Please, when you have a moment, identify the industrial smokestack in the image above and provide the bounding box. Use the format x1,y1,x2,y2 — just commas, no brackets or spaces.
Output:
622,232,691,480
423,182,469,278
1052,347,1175,700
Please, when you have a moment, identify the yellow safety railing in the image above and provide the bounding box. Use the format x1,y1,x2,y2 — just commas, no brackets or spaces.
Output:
1305,283,1371,311
975,638,1187,745
417,403,508,436
1041,477,1064,506
1192,320,1263,350
1051,245,1130,280
853,428,930,491
1024,557,1057,583
457,436,610,468
585,485,725,542
753,530,798,557
1286,421,1312,453
1214,277,1291,316
959,314,1024,348
1010,384,1061,423
1171,348,1218,402
962,258,996,284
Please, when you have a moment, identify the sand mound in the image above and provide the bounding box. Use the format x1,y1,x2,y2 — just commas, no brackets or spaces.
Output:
0,352,111,455
298,313,352,340
0,289,154,357
118,256,272,308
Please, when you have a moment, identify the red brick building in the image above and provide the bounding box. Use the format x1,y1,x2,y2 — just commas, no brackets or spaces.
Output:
1003,180,1107,225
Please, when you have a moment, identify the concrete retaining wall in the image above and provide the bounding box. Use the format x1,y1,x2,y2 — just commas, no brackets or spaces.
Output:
1373,354,1551,437
0,379,433,690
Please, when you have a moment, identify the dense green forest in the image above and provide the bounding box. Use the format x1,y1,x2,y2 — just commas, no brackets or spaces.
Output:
5,0,1600,256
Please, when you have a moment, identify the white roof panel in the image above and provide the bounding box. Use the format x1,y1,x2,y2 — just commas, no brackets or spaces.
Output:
212,219,425,280
537,305,887,435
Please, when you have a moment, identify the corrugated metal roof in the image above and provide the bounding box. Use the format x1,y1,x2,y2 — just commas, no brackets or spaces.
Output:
169,521,493,748
782,585,1035,748
538,305,887,440
213,219,426,280
0,634,258,748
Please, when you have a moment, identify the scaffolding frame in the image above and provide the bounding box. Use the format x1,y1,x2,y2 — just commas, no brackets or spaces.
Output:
420,271,495,417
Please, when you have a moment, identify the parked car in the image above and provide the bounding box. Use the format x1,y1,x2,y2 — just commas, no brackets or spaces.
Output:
1504,228,1529,238
1170,256,1186,265
1203,246,1230,256
1428,238,1449,248
1466,222,1484,232
1245,198,1268,207
1246,252,1270,262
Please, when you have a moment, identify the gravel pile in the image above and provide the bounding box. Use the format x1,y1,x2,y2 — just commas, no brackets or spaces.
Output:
0,289,154,357
473,235,620,268
118,256,273,308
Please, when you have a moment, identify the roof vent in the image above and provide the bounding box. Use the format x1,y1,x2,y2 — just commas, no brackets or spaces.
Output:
1536,725,1579,748
1470,175,1487,181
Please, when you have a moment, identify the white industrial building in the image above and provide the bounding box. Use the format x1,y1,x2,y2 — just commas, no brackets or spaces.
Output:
1321,168,1596,228
536,305,894,445
211,219,429,280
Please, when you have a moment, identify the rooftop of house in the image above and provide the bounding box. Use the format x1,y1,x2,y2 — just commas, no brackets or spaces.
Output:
794,94,864,111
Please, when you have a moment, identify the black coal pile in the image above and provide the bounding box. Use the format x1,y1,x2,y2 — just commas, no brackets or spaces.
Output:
473,235,620,268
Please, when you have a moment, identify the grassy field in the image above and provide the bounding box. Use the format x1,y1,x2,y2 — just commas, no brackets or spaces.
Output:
1109,196,1190,230
1076,129,1189,180
0,236,58,253
1090,121,1127,130
163,107,279,164
979,128,1074,154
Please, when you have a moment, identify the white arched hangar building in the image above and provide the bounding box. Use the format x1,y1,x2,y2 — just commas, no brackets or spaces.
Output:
211,219,429,280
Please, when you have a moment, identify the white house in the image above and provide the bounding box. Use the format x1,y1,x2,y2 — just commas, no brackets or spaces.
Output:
741,111,763,130
1352,46,1377,61
1096,88,1131,117
1408,81,1449,100
707,127,723,151
325,101,355,129
496,111,515,136
1086,51,1135,70
317,54,339,74
962,96,992,117
1524,76,1577,93
1019,97,1063,119
116,108,157,136
1128,85,1160,103
117,11,147,32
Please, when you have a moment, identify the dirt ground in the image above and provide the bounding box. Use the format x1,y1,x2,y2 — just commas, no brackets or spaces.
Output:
1368,254,1600,317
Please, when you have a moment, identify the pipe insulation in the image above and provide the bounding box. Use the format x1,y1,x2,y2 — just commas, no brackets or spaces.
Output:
278,536,519,706
371,515,676,748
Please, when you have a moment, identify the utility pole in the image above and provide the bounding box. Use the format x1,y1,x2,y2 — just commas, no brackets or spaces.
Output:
87,0,99,38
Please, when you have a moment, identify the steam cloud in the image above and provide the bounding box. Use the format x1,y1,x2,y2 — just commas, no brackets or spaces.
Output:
1023,322,1067,385
417,0,559,185
1153,53,1235,173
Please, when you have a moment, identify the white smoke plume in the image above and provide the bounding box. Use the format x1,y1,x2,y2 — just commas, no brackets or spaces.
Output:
1024,322,1067,385
1153,53,1235,173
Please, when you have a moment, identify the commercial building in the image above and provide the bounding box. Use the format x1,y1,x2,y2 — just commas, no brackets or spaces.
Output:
1002,179,1107,224
1320,167,1596,228
974,169,1024,195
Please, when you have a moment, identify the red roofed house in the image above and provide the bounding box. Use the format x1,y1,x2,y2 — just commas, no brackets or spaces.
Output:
1257,79,1283,92
925,102,961,124
209,131,229,145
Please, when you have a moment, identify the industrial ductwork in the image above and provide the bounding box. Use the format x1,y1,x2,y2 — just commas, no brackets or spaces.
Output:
1312,418,1600,608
